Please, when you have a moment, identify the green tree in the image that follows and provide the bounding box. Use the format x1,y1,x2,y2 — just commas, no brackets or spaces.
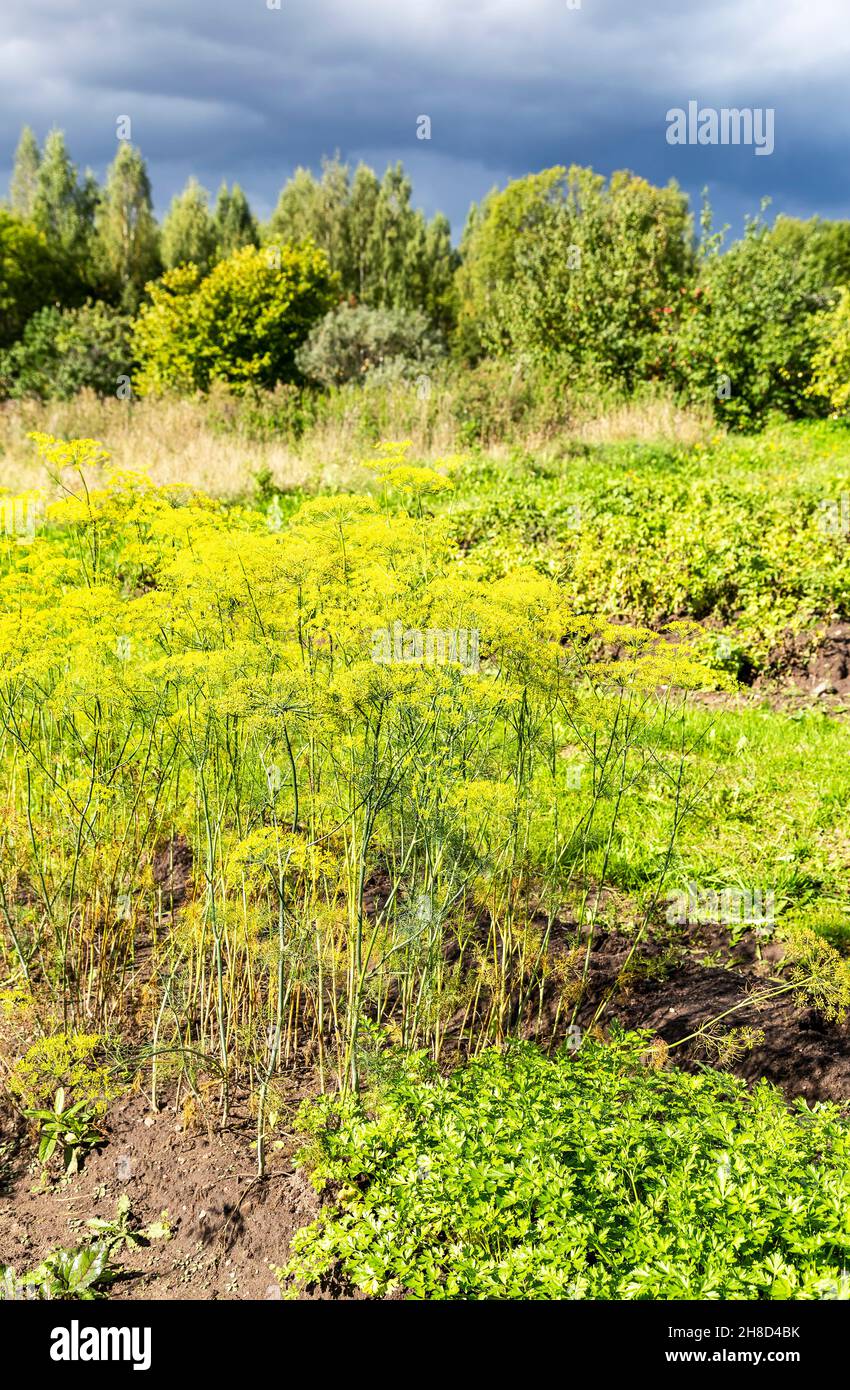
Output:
419,212,456,333
214,182,258,258
767,215,850,296
9,126,41,220
31,129,97,272
809,286,850,415
459,165,694,387
161,177,217,274
454,168,565,358
675,213,827,428
267,156,456,330
346,163,381,299
269,156,352,279
0,210,82,349
95,144,161,310
357,164,456,327
0,299,133,400
132,242,338,395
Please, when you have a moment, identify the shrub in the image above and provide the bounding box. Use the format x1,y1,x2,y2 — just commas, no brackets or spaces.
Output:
809,286,850,416
767,214,850,295
132,243,338,395
457,166,694,388
295,302,445,388
448,356,574,445
0,300,133,400
674,219,830,428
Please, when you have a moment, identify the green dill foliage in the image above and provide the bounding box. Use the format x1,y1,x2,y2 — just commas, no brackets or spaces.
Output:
279,1036,850,1300
8,1032,116,1115
0,435,715,1117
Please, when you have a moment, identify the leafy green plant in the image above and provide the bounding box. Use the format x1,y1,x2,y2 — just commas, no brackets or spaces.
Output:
279,1036,850,1300
457,165,694,387
11,1242,118,1301
296,302,444,388
1,1243,118,1301
0,299,133,400
81,1194,171,1250
25,1088,103,1174
810,286,850,417
674,213,829,428
132,243,338,395
0,209,85,350
443,424,850,674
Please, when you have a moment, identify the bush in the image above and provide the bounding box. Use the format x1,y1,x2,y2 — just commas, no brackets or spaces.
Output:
295,302,445,388
674,219,830,428
457,166,694,388
767,215,850,295
280,1036,850,1300
0,300,133,400
132,243,339,395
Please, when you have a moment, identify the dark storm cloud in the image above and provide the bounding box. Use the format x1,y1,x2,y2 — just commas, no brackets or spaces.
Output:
1,0,848,234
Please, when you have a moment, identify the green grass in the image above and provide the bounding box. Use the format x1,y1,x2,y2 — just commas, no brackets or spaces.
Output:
430,419,850,952
579,698,850,941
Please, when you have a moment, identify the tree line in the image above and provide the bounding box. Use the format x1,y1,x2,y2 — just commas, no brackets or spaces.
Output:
3,124,850,427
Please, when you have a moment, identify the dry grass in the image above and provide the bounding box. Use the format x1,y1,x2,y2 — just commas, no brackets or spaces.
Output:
0,395,352,498
0,385,718,500
0,391,461,499
573,391,718,446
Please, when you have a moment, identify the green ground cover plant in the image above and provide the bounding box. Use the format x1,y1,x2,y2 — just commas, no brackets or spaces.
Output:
280,1035,850,1300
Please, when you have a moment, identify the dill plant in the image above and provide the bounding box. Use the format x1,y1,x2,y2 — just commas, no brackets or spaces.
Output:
0,434,716,1148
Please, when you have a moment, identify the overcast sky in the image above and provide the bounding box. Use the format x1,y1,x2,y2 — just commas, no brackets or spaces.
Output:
2,0,848,239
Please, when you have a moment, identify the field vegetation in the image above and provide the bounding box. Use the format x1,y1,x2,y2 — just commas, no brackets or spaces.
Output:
2,132,850,1302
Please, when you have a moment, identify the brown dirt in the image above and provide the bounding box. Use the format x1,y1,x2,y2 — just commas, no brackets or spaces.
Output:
564,923,850,1105
151,833,195,919
601,615,850,708
0,1082,370,1301
753,622,850,699
4,908,850,1300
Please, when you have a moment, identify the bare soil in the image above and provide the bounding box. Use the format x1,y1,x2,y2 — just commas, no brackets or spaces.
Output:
0,1083,339,1301
570,924,850,1105
757,622,850,699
